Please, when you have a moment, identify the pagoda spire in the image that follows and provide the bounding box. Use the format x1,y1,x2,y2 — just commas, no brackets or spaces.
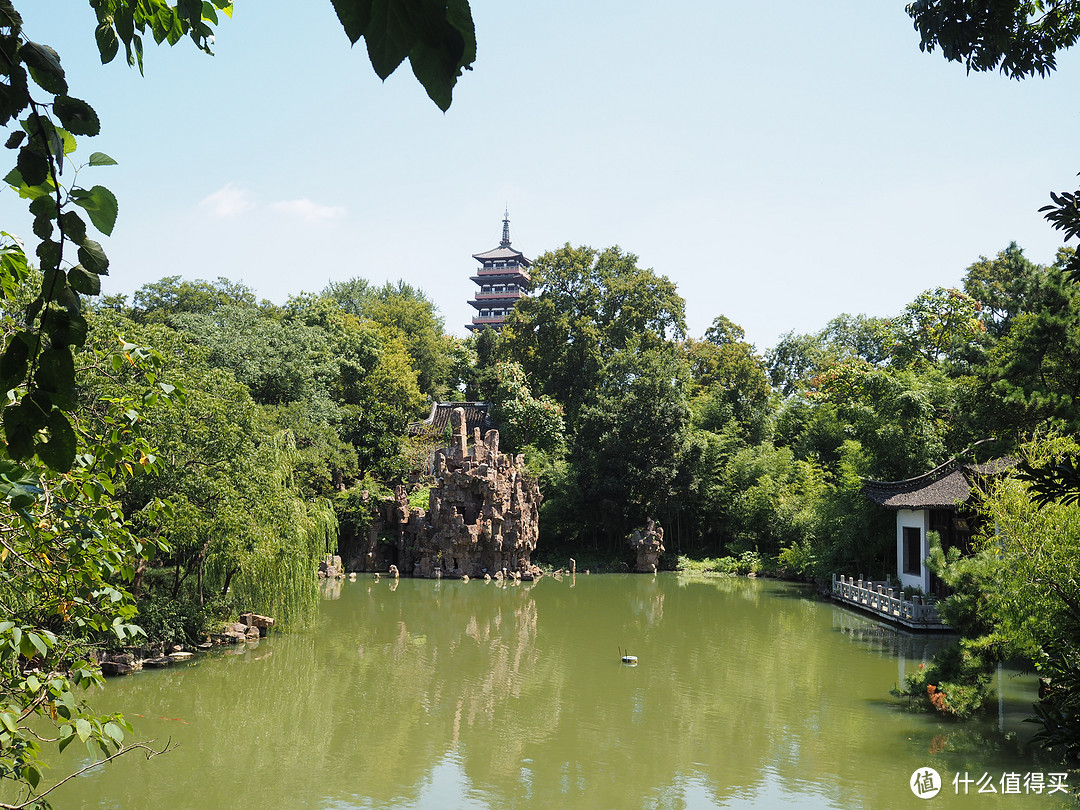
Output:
500,208,511,248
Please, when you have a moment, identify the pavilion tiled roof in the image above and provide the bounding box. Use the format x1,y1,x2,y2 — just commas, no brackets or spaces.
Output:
862,458,1016,510
407,402,493,438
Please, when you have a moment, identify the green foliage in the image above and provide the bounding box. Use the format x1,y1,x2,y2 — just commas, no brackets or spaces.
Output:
407,485,430,511
328,0,475,110
897,645,995,719
776,538,817,579
766,314,893,397
891,287,986,369
490,361,565,455
335,474,393,538
676,551,767,576
906,0,1080,79
568,345,691,549
502,243,685,425
0,329,173,808
324,278,454,399
683,315,771,442
465,325,499,401
132,592,220,647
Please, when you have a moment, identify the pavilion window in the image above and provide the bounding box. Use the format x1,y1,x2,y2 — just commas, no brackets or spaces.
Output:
903,527,922,575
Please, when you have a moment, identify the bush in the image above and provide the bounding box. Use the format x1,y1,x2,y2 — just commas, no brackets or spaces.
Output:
134,594,231,646
894,642,994,719
777,539,818,578
407,485,431,511
676,552,768,576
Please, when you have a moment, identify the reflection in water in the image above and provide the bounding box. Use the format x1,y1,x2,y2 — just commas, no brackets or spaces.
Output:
46,575,1065,810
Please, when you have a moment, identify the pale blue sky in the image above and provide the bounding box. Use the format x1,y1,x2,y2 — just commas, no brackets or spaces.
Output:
6,1,1080,350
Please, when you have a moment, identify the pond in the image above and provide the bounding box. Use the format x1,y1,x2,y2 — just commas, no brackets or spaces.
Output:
49,574,1069,809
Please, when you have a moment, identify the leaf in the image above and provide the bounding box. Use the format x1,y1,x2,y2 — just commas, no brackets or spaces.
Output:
89,151,117,166
332,0,474,109
34,345,76,409
59,210,87,244
330,0,372,44
28,631,49,657
57,125,76,155
410,0,475,110
0,460,41,510
95,23,119,64
53,95,99,137
3,167,54,200
70,186,118,236
0,331,30,390
32,214,51,240
4,404,36,461
77,238,109,274
28,195,54,218
37,408,76,471
42,307,88,347
4,130,24,149
16,144,48,186
20,41,66,95
0,1,23,29
361,0,413,81
68,264,101,295
74,717,91,742
35,239,60,272
103,721,124,744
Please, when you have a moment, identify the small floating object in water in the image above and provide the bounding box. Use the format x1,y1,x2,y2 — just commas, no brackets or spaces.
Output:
619,647,638,665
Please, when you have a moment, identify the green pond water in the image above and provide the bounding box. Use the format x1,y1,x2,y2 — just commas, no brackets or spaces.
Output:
46,574,1071,809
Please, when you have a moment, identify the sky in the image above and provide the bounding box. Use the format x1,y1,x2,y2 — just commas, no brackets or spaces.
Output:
6,1,1080,352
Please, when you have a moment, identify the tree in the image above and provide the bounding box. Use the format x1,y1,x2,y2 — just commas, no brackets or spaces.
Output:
962,241,1043,336
325,278,454,398
684,315,772,442
131,276,258,322
890,287,986,369
567,345,691,550
766,314,893,397
906,0,1080,79
983,266,1080,435
490,361,564,455
466,326,500,402
0,314,174,809
502,244,685,424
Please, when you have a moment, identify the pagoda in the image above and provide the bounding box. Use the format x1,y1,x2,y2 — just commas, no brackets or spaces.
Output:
466,211,531,332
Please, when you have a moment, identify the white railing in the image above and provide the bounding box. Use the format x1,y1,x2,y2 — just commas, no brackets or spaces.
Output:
831,574,945,628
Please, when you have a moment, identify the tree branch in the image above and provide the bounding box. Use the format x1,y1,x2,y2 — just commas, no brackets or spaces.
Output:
0,739,173,810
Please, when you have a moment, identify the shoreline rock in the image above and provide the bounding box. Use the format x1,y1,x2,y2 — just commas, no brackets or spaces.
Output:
95,611,275,676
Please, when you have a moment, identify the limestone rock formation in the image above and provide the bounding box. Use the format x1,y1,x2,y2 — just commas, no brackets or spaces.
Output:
628,518,665,573
365,407,543,578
